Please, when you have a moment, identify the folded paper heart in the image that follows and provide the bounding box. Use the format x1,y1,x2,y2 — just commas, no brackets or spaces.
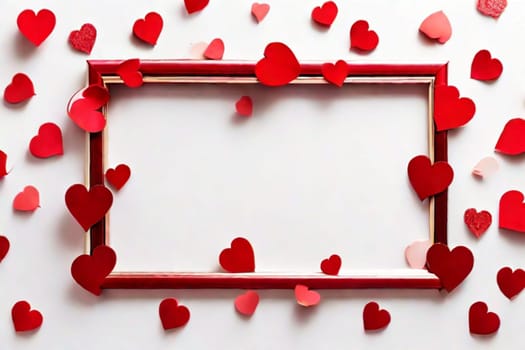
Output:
117,59,143,88
495,118,525,155
311,1,338,27
65,184,113,231
133,12,163,45
12,301,43,332
17,9,55,46
419,11,452,44
70,245,116,296
497,267,525,300
29,122,64,158
320,254,341,275
0,150,8,179
322,60,348,87
407,155,453,201
234,291,259,316
69,23,97,54
235,96,253,117
471,50,503,81
472,156,498,178
499,190,525,233
294,285,321,307
469,301,500,335
67,84,110,133
0,235,10,263
13,186,40,212
255,42,300,87
105,164,131,191
350,20,378,52
159,298,191,330
185,0,209,14
434,85,476,131
405,240,432,269
4,73,35,104
464,208,492,238
363,301,390,331
251,3,270,23
426,244,474,292
477,0,507,18
204,39,225,60
219,237,255,272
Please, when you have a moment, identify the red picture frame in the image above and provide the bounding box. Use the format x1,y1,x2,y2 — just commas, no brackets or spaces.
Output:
86,60,448,290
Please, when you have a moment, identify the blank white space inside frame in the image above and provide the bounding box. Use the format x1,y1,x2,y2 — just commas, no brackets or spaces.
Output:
105,82,430,273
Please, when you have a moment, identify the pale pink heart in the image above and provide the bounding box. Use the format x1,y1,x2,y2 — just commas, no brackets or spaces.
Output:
419,11,452,44
405,240,432,269
189,42,208,59
472,157,499,178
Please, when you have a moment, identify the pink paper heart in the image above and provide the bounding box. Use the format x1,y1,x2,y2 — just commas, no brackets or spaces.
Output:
251,3,270,23
294,285,320,307
472,157,498,178
419,11,452,44
405,240,432,269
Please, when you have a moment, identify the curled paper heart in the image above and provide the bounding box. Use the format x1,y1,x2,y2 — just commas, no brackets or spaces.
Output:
13,186,40,212
204,39,225,60
495,119,525,156
17,9,55,46
12,301,43,332
419,11,452,44
4,73,35,104
499,190,525,233
29,122,64,158
67,84,110,133
472,157,498,178
251,3,270,23
295,285,321,307
405,240,432,269
159,298,191,330
117,59,143,88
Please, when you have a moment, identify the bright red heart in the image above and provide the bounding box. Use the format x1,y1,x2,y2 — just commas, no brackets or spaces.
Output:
4,73,35,104
29,122,63,158
159,298,191,330
477,0,507,18
294,285,321,307
0,150,7,179
219,237,255,272
320,254,341,275
495,118,525,155
434,85,475,131
65,184,113,231
12,301,43,332
311,1,338,27
426,244,474,292
185,0,209,14
350,20,379,52
255,42,300,87
464,208,492,238
133,12,163,45
235,96,253,117
13,186,40,212
251,3,270,23
471,50,503,81
363,301,390,331
497,267,525,300
70,245,116,296
105,164,131,190
407,155,453,201
0,235,10,263
469,302,500,335
17,9,55,46
69,23,97,54
117,59,143,88
67,85,110,133
499,190,525,233
322,60,348,87
234,291,259,316
204,39,225,60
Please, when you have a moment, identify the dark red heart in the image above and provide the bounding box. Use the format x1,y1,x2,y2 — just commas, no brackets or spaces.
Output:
499,190,525,233
469,301,500,335
471,50,503,81
29,122,63,158
0,235,10,263
0,150,7,179
117,59,143,88
159,298,191,330
407,155,453,201
255,42,300,87
184,0,210,14
497,267,525,300
350,20,379,52
17,9,55,46
320,254,341,275
322,60,348,87
133,12,163,45
219,237,255,273
495,118,525,155
363,302,390,331
434,85,476,131
65,184,113,231
11,301,43,332
4,73,35,104
70,245,116,296
311,1,338,27
464,208,492,238
69,23,97,54
105,164,131,190
426,244,474,292
67,85,110,133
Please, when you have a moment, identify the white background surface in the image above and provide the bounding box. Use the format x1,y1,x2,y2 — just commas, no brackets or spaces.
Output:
1,0,525,349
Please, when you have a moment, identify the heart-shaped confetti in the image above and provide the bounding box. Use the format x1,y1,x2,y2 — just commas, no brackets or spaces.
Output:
499,190,525,233
204,38,225,60
434,85,475,131
255,42,300,87
497,267,525,300
117,59,143,88
69,23,97,54
17,9,56,46
469,302,500,335
0,150,8,179
235,96,253,117
13,186,40,212
363,302,390,331
70,245,116,296
65,184,113,231
322,60,348,87
405,240,432,269
67,85,110,133
251,3,270,23
350,20,379,52
477,0,507,18
419,11,452,44
472,157,498,178
407,155,453,201
12,301,43,332
159,298,191,330
426,244,474,292
29,122,64,158
219,237,255,273
105,164,131,191
0,235,10,263
320,254,341,275
133,12,163,45
185,0,209,14
495,119,525,155
294,285,321,307
4,73,35,104
464,209,492,238
311,1,338,28
234,291,259,316
471,50,503,81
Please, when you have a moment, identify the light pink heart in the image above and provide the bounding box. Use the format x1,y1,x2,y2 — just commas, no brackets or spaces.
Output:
472,157,499,178
405,240,432,269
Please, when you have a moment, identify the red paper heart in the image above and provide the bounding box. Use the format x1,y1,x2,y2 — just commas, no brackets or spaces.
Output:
471,50,502,81
434,85,476,131
350,20,379,52
29,122,63,158
17,9,55,46
363,302,390,331
219,237,255,272
159,298,191,330
67,85,110,133
469,301,500,335
12,301,43,332
495,118,525,155
234,291,259,316
185,0,209,14
133,12,163,45
426,244,474,292
204,39,225,60
65,184,113,231
497,267,525,300
407,155,453,201
4,73,35,104
70,245,116,296
0,235,10,263
235,96,253,117
499,190,525,233
320,254,341,275
117,59,143,88
322,60,348,87
294,285,321,307
311,1,338,27
0,150,8,179
69,23,97,54
251,3,270,23
464,208,492,238
105,164,131,190
13,186,40,212
477,0,507,18
255,42,300,87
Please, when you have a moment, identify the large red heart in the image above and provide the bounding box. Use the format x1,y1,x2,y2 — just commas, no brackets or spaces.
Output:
434,85,476,131
464,208,492,238
65,184,113,231
133,12,163,45
69,23,97,54
407,155,453,201
71,245,116,296
29,122,63,158
105,164,131,191
0,150,8,179
67,85,110,133
234,291,259,316
184,0,209,14
255,42,300,87
4,73,35,104
11,301,43,332
295,285,321,307
204,39,225,60
0,235,10,263
320,254,341,275
117,59,143,88
17,9,55,46
497,267,525,300
469,301,500,335
499,190,525,233
311,1,338,27
322,60,348,87
13,186,40,212
426,244,474,292
471,50,503,81
363,302,390,331
495,118,525,155
159,298,190,330
219,237,255,272
350,20,379,52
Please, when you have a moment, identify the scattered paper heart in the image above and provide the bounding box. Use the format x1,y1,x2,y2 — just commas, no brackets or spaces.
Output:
363,301,391,331
469,301,500,335
407,155,453,201
4,73,35,104
322,60,348,87
350,20,379,52
189,42,208,58
65,184,113,231
11,301,43,332
434,85,475,131
464,208,492,238
497,267,525,300
294,285,321,307
13,186,40,212
159,298,191,330
117,59,143,88
234,291,259,316
219,237,255,272
495,118,525,155
311,1,338,28
105,164,131,191
405,240,432,269
472,157,498,178
69,23,97,54
70,245,116,296
426,243,474,292
235,96,253,117
251,3,270,23
204,39,225,60
133,12,163,45
477,0,507,18
320,254,341,275
17,9,55,46
67,84,110,133
471,50,502,81
255,42,300,87
499,190,525,233
0,150,8,179
419,11,452,44
29,122,64,158
185,0,209,14
0,235,10,263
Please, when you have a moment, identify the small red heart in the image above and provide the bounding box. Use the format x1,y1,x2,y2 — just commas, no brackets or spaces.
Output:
469,301,500,335
68,23,97,54
350,20,379,52
12,301,43,332
13,186,40,212
159,298,190,330
0,235,10,263
464,208,492,238
499,190,525,233
294,285,321,307
251,3,270,23
235,96,253,117
471,50,503,81
105,164,131,190
320,254,341,275
133,12,163,45
434,85,476,131
29,122,63,158
204,39,225,60
185,0,209,14
497,267,525,300
495,118,525,155
426,244,474,292
17,9,55,46
477,0,507,18
65,184,113,231
4,73,35,104
234,291,259,316
0,150,8,179
67,85,110,133
117,59,143,88
219,237,255,273
407,155,453,201
311,1,338,27
70,245,116,296
255,42,300,87
363,301,390,331
322,60,348,87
